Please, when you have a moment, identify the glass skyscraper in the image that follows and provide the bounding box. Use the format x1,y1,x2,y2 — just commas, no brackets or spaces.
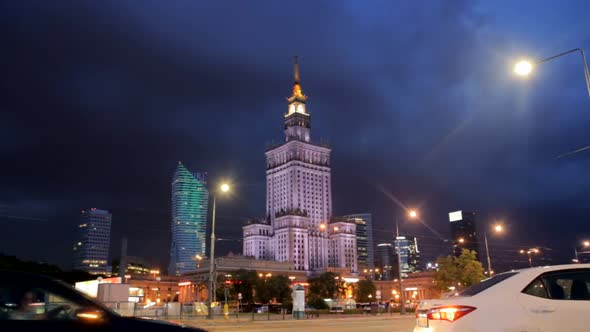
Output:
343,213,374,269
449,210,479,258
72,208,112,275
169,162,209,276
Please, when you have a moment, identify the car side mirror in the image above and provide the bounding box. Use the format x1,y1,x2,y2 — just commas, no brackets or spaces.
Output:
75,308,106,323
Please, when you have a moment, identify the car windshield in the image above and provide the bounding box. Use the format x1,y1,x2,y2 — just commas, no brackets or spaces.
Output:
458,272,519,296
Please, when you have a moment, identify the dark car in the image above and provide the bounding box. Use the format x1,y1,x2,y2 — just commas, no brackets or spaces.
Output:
0,272,206,332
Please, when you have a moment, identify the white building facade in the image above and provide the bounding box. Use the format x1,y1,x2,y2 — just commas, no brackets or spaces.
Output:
243,57,356,273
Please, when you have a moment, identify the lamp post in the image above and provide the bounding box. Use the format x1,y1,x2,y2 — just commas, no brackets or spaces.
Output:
519,248,540,267
396,209,418,316
208,182,231,320
514,48,590,97
483,223,504,276
574,241,590,263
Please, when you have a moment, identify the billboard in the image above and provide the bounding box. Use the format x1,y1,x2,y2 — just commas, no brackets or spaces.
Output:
449,211,463,222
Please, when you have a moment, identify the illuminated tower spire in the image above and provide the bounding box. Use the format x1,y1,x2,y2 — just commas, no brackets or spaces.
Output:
294,55,300,84
285,56,310,142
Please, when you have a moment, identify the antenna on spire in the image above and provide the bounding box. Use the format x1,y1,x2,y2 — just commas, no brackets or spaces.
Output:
294,55,300,84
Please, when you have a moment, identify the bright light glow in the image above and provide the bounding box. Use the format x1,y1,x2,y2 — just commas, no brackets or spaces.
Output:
375,268,379,272
458,238,465,244
343,277,359,283
408,210,418,219
449,211,462,222
220,183,230,193
392,290,397,294
319,223,326,230
77,312,101,320
178,281,191,286
520,250,525,254
405,287,418,291
333,226,339,231
514,60,533,76
494,224,504,233
427,306,476,322
532,248,539,253
584,241,590,247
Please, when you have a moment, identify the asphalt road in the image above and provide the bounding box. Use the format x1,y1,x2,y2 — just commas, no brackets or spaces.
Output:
180,316,415,332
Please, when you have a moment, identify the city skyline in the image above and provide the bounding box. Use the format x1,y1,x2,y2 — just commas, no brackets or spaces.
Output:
3,1,590,270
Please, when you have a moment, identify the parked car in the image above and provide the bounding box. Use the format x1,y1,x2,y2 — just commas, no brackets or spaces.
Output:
0,271,206,332
414,264,590,332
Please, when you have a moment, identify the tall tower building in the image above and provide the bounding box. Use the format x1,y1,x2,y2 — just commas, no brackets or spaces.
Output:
265,57,332,271
169,162,209,276
72,208,112,275
243,57,354,273
395,236,421,276
376,243,396,281
449,210,479,257
343,213,374,269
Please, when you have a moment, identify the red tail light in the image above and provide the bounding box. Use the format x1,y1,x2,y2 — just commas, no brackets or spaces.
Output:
426,306,476,322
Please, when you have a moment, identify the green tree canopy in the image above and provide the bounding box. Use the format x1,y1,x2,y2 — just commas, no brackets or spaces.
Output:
434,249,485,293
356,279,376,302
308,272,346,299
255,275,292,304
229,269,258,303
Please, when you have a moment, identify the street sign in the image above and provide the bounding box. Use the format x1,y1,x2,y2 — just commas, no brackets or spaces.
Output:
238,292,242,300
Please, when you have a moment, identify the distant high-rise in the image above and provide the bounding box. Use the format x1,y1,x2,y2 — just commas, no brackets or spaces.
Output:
449,210,478,257
72,208,112,275
408,236,421,273
394,236,410,277
169,162,209,276
376,243,396,281
343,213,374,269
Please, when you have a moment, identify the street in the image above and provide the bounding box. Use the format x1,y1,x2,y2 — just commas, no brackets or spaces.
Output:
179,316,415,332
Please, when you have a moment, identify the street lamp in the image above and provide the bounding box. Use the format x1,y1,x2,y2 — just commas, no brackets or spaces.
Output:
519,248,540,267
483,223,504,276
513,48,590,97
396,209,418,316
574,241,590,263
208,182,231,320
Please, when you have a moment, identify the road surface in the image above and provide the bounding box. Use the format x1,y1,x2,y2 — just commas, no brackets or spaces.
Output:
178,315,415,332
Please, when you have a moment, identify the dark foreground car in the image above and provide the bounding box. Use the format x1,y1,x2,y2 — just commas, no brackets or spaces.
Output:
0,272,206,332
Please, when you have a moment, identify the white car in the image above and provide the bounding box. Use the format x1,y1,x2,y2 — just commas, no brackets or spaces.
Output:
414,264,590,332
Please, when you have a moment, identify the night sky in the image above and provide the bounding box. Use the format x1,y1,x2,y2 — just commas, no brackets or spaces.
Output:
2,1,590,272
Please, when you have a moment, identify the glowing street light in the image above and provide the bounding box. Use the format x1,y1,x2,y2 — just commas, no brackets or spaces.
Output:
514,60,534,76
396,208,419,316
458,238,465,244
513,48,590,97
208,181,232,320
584,241,590,247
484,222,505,276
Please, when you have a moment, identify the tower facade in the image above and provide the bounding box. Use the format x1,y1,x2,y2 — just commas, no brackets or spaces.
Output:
243,57,354,273
72,208,112,275
343,213,374,269
449,210,479,258
169,162,209,276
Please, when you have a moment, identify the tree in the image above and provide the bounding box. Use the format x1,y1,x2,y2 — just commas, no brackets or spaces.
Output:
255,275,292,304
308,272,346,299
434,249,485,293
356,279,376,302
229,269,258,304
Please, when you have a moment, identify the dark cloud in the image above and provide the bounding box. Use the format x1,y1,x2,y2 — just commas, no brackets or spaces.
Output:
1,0,589,270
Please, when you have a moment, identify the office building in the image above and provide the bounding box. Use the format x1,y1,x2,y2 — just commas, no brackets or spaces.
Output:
343,213,374,269
449,210,479,258
169,162,209,276
376,243,396,281
72,208,112,275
